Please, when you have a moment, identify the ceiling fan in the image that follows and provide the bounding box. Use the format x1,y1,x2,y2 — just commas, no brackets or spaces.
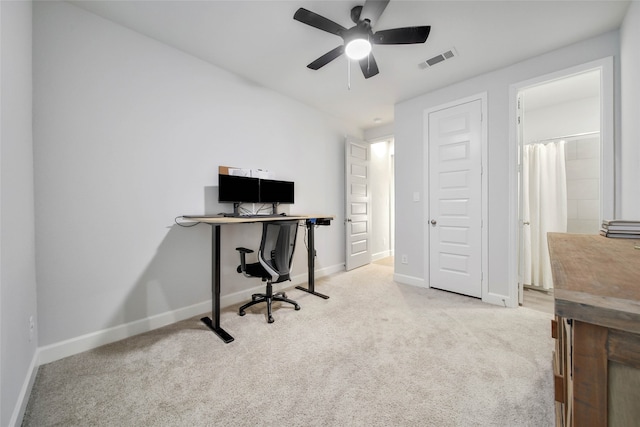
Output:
293,0,431,79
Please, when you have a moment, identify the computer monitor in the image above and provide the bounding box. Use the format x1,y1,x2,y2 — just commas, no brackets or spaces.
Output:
259,179,295,204
218,174,260,203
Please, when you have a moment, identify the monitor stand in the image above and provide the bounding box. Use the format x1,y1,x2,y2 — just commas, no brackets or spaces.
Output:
222,203,242,217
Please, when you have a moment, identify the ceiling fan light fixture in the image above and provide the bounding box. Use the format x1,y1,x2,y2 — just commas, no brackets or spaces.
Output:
345,38,371,60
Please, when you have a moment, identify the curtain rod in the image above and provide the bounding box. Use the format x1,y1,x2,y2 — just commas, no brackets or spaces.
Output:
531,131,600,144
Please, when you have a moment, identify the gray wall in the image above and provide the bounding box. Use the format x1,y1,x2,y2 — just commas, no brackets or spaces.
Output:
33,2,359,356
620,1,640,219
0,2,38,426
394,31,621,306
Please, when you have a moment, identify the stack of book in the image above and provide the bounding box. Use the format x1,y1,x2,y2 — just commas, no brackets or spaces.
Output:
600,220,640,238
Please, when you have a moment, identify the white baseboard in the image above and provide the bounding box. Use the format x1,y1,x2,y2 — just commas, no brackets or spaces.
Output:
371,250,392,262
37,300,212,365
9,351,39,427
483,292,514,308
38,263,344,365
218,262,343,307
393,273,426,288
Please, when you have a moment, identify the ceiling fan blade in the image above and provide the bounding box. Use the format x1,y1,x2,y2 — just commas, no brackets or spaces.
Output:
360,0,390,26
372,26,431,44
294,8,347,36
359,53,380,79
307,46,345,70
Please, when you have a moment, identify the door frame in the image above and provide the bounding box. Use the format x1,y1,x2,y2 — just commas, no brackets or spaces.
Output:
508,57,615,306
423,92,489,301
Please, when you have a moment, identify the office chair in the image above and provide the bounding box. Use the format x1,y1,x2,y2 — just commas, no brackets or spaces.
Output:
236,220,300,323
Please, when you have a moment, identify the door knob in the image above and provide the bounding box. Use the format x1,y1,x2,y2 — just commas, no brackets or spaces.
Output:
430,219,437,225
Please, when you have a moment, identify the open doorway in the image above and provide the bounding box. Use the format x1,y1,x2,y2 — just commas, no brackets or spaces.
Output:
370,138,395,264
513,58,615,307
345,137,394,271
520,71,600,293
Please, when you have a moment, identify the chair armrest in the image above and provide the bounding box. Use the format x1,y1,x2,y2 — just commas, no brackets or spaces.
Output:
235,247,254,274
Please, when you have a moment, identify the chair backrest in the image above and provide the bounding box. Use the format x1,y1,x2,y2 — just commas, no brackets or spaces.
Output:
258,220,298,283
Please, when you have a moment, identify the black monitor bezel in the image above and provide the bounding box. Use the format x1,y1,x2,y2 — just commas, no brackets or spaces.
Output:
259,179,295,204
218,174,260,203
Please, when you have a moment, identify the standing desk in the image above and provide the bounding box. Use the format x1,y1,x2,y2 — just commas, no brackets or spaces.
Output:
181,214,333,343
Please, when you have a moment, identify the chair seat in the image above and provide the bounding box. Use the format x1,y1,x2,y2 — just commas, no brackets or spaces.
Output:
242,262,269,280
238,262,291,284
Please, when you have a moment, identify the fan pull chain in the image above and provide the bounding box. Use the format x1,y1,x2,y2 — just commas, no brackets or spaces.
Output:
347,58,351,90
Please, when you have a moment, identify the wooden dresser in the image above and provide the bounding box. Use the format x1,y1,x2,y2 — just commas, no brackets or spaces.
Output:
548,233,640,426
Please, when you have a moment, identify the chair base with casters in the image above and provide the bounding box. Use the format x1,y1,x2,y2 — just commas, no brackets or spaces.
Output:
237,280,300,324
235,220,300,324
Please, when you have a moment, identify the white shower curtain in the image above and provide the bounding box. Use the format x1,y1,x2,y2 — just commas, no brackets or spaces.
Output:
522,141,567,290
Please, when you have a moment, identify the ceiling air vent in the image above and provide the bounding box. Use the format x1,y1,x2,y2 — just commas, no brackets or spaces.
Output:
419,48,457,70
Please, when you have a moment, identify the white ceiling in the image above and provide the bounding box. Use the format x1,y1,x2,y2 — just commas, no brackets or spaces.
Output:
68,0,630,130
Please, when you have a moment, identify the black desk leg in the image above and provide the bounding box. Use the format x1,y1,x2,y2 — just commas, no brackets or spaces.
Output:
201,224,234,343
295,219,329,299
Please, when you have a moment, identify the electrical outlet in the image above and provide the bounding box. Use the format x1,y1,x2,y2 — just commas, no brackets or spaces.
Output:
401,255,408,264
29,315,34,342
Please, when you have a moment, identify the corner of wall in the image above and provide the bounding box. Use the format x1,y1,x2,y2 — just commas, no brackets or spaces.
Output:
619,0,640,218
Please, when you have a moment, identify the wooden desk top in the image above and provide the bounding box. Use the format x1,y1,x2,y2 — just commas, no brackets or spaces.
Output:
181,214,334,224
548,233,640,333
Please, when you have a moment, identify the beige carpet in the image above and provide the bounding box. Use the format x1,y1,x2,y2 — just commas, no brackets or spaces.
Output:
23,262,555,426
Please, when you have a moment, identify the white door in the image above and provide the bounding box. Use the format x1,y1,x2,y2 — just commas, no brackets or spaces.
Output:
428,100,483,297
345,138,371,271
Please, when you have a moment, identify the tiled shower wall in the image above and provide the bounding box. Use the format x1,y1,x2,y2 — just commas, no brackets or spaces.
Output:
565,136,600,234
